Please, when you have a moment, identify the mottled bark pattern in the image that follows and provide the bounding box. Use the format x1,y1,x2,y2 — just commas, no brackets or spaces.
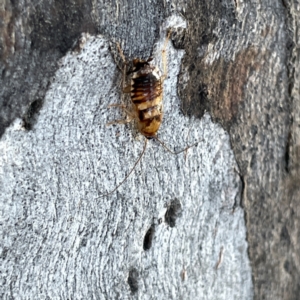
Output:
1,0,299,299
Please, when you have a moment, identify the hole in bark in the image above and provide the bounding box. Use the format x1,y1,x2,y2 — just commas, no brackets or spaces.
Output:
280,225,291,244
128,268,139,293
284,260,292,274
170,27,187,49
165,198,182,228
143,225,155,251
23,99,43,130
80,238,87,247
1,247,8,259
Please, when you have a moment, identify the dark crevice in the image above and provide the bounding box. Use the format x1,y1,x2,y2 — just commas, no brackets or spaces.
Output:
231,165,245,211
143,225,155,251
285,128,292,172
239,173,245,209
22,99,44,130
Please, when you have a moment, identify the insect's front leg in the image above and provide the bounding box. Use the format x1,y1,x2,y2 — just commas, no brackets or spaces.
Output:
109,40,131,97
114,42,131,95
107,42,135,126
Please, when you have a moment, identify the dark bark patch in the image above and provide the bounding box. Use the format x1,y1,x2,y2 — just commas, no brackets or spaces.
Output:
29,2,95,54
280,225,290,245
165,198,182,228
209,47,262,127
177,0,238,122
1,247,8,260
180,46,264,129
127,268,139,293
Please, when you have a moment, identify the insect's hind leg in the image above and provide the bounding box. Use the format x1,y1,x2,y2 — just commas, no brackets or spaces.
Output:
99,138,148,197
153,136,199,155
106,118,133,126
106,104,136,126
108,104,132,115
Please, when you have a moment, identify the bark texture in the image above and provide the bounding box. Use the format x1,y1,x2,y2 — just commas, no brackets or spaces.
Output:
0,0,299,299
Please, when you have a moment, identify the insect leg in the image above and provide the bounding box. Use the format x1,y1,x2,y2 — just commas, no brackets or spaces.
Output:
116,42,127,65
123,85,131,93
115,42,130,93
108,104,132,114
153,136,199,155
106,118,133,126
106,104,135,126
99,138,148,197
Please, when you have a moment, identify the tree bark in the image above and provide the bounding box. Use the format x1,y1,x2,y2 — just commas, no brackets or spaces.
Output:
0,0,298,299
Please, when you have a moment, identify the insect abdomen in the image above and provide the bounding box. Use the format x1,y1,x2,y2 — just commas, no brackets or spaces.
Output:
131,70,163,137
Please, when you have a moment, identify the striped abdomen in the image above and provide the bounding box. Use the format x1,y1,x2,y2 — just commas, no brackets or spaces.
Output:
131,70,163,137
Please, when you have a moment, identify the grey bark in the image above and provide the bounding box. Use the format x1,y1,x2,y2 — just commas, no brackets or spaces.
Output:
0,0,298,299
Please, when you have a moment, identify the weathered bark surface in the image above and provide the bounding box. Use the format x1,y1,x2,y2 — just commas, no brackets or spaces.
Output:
0,0,298,299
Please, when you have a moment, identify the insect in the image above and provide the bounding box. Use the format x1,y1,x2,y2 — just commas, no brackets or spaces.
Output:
102,30,197,196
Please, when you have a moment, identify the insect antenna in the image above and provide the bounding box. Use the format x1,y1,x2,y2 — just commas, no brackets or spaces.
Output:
99,138,148,197
153,136,199,155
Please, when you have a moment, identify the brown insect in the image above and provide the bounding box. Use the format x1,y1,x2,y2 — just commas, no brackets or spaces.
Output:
102,32,196,196
128,58,164,137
